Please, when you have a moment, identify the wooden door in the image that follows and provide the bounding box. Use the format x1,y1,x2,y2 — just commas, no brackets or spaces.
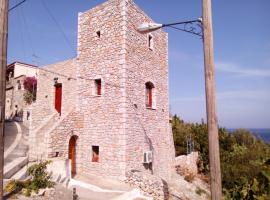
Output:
68,136,77,177
55,84,62,114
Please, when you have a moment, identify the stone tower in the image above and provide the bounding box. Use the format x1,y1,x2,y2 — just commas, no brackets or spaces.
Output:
29,0,175,182
76,0,175,181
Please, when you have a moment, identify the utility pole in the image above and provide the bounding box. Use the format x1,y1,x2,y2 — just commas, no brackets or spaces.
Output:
202,0,222,199
0,0,8,199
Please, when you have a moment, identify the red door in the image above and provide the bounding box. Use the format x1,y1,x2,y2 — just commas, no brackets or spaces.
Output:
69,136,78,178
55,84,62,114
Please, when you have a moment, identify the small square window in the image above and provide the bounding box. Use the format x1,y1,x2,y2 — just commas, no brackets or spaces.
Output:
95,79,102,96
92,146,99,162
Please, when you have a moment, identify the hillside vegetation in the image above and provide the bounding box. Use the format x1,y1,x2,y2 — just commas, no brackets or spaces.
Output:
172,115,270,200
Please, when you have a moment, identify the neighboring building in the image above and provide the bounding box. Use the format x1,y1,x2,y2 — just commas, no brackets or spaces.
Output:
29,0,175,182
5,62,38,121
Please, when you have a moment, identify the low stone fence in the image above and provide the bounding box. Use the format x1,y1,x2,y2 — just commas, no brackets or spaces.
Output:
125,171,169,200
175,152,199,175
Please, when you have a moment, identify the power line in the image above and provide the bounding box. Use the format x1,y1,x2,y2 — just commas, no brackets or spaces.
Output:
40,0,77,55
16,0,27,61
19,1,38,64
9,0,27,12
37,62,158,91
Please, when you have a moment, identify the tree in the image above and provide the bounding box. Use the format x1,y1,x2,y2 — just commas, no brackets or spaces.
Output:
172,115,270,199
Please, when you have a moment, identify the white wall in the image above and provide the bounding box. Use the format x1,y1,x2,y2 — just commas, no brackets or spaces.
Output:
14,63,38,78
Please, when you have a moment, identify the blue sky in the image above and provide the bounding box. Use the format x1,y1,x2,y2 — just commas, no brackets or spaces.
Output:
8,0,270,128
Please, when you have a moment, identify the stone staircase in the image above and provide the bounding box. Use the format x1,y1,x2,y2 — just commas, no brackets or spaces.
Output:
30,112,60,160
4,157,28,180
30,108,74,160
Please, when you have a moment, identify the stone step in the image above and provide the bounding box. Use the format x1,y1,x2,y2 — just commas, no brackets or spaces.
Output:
4,157,28,179
13,145,29,151
11,165,28,180
8,152,28,158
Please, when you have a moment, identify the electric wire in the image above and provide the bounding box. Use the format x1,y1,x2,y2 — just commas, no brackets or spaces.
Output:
40,0,77,55
9,0,160,94
37,61,161,91
20,2,37,64
9,0,27,12
16,0,27,61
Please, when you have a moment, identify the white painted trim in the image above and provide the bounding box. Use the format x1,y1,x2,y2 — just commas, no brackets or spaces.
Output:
68,179,125,193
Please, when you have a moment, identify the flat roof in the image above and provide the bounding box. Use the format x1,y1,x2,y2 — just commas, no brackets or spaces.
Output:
7,61,39,70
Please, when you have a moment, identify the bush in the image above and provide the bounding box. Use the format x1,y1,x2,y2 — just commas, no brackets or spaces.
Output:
4,160,54,196
172,115,270,199
4,180,24,194
26,160,54,194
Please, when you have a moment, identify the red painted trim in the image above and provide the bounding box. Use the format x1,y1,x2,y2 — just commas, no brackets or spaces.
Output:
95,79,101,95
55,84,62,114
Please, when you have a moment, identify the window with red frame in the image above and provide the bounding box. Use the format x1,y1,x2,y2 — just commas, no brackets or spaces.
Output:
95,79,101,95
145,82,154,108
92,146,99,162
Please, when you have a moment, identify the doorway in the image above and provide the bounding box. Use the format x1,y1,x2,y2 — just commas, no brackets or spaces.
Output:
68,135,78,178
54,83,62,114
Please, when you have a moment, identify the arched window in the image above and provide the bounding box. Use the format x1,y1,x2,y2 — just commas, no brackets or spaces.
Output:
145,82,155,108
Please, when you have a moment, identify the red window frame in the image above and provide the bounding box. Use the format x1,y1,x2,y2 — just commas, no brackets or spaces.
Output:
146,82,154,108
92,146,99,162
95,79,101,95
54,83,62,114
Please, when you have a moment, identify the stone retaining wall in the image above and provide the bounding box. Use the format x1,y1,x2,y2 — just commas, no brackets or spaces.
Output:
125,171,169,200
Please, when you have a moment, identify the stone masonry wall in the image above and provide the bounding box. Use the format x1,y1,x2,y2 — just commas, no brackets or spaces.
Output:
124,0,175,181
30,0,176,181
29,59,77,160
46,110,84,173
76,0,128,179
5,75,27,119
5,88,13,119
125,170,169,200
31,59,76,130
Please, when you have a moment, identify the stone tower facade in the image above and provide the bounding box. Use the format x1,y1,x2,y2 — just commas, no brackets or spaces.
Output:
29,0,175,182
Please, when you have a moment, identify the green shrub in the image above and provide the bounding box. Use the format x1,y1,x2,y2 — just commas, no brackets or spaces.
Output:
4,160,54,197
4,180,24,194
27,160,54,194
172,115,270,199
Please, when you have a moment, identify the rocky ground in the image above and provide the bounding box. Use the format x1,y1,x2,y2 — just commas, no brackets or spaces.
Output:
4,184,73,200
168,172,210,200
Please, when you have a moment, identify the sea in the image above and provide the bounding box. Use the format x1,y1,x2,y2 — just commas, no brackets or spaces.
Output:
227,128,270,143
